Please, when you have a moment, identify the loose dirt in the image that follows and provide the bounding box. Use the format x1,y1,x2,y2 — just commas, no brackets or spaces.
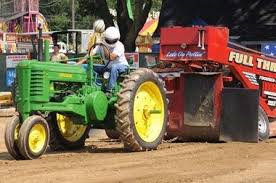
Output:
1,117,276,183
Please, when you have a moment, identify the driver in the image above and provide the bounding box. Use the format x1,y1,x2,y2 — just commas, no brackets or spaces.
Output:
77,26,129,92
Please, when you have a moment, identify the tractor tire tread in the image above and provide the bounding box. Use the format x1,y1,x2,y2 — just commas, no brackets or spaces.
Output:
18,115,49,160
4,115,24,160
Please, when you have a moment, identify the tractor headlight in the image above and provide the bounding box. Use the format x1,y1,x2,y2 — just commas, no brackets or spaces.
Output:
103,72,110,79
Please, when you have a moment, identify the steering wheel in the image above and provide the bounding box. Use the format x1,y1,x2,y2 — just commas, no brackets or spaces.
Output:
88,43,111,70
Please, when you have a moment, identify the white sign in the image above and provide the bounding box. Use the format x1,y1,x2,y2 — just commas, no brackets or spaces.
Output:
166,51,205,58
6,55,28,68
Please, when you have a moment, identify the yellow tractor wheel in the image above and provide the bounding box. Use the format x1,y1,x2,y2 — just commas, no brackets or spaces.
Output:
4,115,24,160
18,115,49,160
115,68,168,151
48,113,90,151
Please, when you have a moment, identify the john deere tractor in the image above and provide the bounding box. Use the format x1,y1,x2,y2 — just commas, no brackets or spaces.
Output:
4,41,167,160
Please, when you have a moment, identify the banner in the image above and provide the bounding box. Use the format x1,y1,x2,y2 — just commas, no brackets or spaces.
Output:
6,55,28,68
125,53,139,68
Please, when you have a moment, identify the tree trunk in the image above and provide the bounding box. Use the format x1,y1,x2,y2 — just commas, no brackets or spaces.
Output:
94,0,114,27
118,0,152,51
116,0,133,44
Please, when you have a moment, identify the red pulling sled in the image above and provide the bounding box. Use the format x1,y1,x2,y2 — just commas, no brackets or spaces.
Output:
156,26,276,142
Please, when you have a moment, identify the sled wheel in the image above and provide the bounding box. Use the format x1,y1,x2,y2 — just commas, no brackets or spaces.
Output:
18,115,49,160
48,113,90,151
115,68,168,151
4,115,24,160
258,107,270,141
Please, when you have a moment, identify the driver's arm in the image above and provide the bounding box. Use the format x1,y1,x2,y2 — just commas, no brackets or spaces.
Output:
102,45,119,61
76,56,88,65
76,45,99,65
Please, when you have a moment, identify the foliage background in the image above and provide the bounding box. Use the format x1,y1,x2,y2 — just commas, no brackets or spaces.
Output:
40,0,161,30
40,0,162,51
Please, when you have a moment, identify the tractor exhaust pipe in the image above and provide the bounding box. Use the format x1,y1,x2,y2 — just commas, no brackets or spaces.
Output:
37,24,43,61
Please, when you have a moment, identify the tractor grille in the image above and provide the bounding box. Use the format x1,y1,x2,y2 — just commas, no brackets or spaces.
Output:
30,70,44,96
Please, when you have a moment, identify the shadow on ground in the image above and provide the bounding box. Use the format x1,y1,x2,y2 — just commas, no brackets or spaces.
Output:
0,152,13,160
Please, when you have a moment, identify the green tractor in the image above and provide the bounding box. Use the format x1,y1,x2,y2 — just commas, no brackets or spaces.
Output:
4,41,168,160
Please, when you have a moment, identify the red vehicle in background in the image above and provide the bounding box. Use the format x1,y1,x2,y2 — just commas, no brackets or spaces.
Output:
155,26,276,142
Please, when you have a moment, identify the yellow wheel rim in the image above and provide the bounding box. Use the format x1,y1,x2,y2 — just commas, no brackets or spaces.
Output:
28,124,47,154
56,114,87,142
133,81,165,142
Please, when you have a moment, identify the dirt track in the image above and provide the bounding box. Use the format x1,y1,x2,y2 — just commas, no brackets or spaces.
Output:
1,117,276,183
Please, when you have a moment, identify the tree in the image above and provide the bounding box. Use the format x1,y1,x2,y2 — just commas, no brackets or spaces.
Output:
41,0,162,51
40,0,72,30
117,0,153,51
78,0,154,51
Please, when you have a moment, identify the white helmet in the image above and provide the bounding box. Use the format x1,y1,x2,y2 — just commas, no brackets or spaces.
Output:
103,26,120,47
93,19,105,33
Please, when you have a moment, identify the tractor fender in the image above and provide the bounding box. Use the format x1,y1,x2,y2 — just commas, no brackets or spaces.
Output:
86,91,108,121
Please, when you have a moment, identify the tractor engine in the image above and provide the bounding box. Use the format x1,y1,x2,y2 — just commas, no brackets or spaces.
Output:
51,82,82,102
15,60,108,122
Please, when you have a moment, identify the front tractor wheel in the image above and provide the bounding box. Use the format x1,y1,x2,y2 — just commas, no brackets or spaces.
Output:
18,115,50,160
115,68,168,151
48,113,90,151
4,115,24,160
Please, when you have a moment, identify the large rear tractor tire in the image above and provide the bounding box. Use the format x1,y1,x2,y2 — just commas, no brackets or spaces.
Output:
115,68,168,151
48,113,90,151
18,115,50,160
258,107,270,141
4,115,24,160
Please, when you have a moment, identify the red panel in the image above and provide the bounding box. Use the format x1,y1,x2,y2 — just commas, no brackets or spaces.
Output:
160,26,229,62
163,73,224,140
220,48,276,118
161,27,199,45
160,26,276,118
164,76,185,135
213,74,223,128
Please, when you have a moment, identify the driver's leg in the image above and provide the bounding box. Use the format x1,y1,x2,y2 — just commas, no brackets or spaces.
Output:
93,64,106,86
107,63,128,91
93,64,105,74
